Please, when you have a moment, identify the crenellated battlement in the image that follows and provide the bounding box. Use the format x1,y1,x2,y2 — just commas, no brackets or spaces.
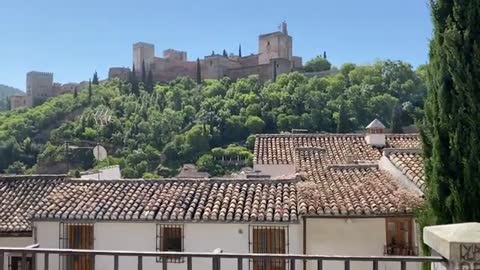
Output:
125,22,302,83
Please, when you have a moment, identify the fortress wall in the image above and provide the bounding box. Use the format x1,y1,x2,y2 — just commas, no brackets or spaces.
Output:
152,58,196,82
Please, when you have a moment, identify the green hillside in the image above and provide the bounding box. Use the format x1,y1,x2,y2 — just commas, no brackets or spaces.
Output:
0,60,427,177
0,84,24,111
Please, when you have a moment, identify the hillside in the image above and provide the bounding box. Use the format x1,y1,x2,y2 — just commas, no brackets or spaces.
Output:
0,60,427,177
0,84,24,111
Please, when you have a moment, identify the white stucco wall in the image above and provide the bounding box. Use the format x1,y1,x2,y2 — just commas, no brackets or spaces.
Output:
33,221,302,270
253,164,296,178
305,218,420,270
0,236,33,270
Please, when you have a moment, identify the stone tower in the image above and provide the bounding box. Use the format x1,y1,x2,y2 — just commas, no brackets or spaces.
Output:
26,71,54,107
258,22,293,65
133,42,155,73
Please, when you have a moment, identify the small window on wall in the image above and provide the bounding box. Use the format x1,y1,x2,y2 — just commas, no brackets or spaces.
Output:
385,218,417,255
156,224,184,263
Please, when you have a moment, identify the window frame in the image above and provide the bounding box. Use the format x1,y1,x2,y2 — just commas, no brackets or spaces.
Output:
156,224,184,263
59,222,95,270
385,217,416,255
249,225,289,270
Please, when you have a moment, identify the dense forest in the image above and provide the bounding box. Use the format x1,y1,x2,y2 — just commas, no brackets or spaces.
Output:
0,60,426,178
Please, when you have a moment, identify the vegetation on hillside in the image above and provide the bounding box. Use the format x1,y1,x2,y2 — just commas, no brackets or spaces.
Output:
0,59,426,177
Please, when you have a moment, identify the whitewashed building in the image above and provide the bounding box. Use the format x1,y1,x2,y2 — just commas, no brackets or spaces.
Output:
0,120,426,270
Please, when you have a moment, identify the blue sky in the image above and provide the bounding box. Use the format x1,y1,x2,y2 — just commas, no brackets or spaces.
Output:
0,0,432,90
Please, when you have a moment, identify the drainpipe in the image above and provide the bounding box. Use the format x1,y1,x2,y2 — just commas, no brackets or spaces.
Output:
303,216,307,270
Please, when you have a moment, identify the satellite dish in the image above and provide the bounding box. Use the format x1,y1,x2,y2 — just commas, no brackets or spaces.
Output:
93,145,108,161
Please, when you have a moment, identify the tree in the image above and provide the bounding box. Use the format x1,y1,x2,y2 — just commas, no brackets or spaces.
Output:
323,51,327,59
304,56,332,72
336,102,349,133
146,69,154,93
391,105,403,133
196,58,202,84
223,49,227,57
141,60,146,83
73,87,78,99
239,44,242,57
5,161,26,174
88,79,92,103
421,0,480,224
245,116,265,134
92,71,99,85
129,64,139,95
6,97,10,110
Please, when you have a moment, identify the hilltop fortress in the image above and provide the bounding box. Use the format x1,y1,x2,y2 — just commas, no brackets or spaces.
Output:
109,22,303,82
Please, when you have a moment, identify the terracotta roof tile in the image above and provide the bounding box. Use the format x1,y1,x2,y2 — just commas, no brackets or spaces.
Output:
386,150,425,191
33,179,299,222
255,134,382,165
295,150,422,216
386,134,421,149
0,175,66,233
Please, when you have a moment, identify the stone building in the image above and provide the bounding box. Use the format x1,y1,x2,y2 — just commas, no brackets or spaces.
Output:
9,95,26,110
110,22,303,83
26,71,54,107
11,71,86,110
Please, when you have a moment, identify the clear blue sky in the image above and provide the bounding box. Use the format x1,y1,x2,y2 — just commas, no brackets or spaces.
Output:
0,0,432,91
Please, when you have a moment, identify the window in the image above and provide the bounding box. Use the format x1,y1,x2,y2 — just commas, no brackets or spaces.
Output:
59,223,94,270
10,256,33,270
250,226,288,270
156,224,184,263
385,218,416,255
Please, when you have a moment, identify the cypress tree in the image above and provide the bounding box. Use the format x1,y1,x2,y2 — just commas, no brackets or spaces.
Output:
130,64,139,95
222,49,227,57
239,44,242,57
421,0,480,224
391,106,403,133
146,69,154,93
337,102,349,133
196,58,202,85
141,60,146,83
323,51,327,59
6,97,11,110
73,87,78,99
88,79,92,103
92,71,99,85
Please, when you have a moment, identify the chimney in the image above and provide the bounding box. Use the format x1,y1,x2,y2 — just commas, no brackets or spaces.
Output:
282,21,288,35
365,119,386,147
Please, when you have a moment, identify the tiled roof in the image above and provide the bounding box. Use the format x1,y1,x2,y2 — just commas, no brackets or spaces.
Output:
254,133,422,165
33,179,299,222
386,134,421,149
254,134,382,165
0,175,66,233
385,149,425,191
295,149,422,216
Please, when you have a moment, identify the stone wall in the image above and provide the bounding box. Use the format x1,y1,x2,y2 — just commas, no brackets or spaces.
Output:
151,57,196,82
10,95,26,110
109,67,130,81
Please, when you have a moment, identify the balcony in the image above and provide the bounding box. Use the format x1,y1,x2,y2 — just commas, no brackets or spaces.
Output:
0,246,445,270
383,245,418,256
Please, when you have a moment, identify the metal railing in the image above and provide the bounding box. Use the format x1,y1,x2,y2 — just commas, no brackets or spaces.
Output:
0,247,446,270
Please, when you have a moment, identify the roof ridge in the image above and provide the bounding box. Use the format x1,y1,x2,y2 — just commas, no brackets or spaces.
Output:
326,163,379,170
383,148,422,156
66,178,300,184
